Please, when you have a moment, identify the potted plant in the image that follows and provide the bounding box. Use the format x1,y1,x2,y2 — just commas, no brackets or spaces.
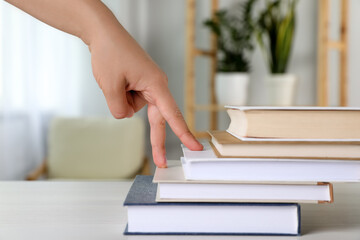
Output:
204,0,256,106
256,0,298,106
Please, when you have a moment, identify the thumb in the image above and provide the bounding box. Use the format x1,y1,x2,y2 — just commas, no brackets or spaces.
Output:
102,80,134,119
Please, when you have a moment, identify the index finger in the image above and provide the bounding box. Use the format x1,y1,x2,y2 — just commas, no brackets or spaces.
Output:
153,87,203,151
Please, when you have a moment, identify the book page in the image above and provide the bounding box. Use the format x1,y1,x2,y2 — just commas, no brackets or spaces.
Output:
227,131,360,142
225,106,360,111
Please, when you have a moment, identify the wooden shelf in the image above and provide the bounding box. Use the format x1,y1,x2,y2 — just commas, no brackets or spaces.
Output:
317,0,349,106
185,0,350,138
193,131,211,139
185,0,219,138
327,41,345,50
194,48,216,57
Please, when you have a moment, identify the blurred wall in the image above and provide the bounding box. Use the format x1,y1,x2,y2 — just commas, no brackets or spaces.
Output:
348,0,360,106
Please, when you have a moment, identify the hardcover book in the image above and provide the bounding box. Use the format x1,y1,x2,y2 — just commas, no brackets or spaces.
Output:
124,175,301,236
226,106,360,140
181,142,360,182
154,160,333,204
209,130,360,159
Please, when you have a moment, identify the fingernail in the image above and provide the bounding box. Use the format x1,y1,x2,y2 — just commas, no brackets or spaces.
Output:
127,108,134,118
159,155,167,168
194,139,204,150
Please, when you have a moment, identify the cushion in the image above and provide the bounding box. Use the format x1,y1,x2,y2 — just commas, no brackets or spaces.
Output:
47,117,145,179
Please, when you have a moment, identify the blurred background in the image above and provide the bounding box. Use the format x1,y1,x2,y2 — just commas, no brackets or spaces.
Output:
0,0,359,180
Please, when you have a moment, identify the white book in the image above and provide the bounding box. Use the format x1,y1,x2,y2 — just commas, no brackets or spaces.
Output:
181,142,360,182
124,176,301,236
154,160,333,203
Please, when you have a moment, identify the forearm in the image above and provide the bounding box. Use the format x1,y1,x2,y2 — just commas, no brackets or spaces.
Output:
5,0,122,46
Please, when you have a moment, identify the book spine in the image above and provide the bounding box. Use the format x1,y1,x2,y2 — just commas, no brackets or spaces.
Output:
317,182,334,204
297,203,301,235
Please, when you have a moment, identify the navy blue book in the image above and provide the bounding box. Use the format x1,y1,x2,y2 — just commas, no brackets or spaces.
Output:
124,175,301,236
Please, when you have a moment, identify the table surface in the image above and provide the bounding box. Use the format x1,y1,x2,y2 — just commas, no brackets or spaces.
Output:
0,181,359,240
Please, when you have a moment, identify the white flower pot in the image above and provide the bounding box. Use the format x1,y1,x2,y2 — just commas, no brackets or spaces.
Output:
215,73,249,106
266,74,297,106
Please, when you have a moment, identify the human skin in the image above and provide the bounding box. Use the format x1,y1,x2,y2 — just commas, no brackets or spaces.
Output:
5,0,203,168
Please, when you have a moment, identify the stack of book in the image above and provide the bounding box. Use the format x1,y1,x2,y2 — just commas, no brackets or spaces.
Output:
124,106,360,236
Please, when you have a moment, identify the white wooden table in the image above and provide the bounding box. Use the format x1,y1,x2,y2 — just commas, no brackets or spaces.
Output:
0,181,359,240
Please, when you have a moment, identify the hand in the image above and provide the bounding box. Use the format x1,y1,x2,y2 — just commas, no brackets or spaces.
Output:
89,25,203,168
4,0,203,168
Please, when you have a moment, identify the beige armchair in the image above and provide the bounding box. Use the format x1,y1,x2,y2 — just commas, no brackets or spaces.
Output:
27,116,149,180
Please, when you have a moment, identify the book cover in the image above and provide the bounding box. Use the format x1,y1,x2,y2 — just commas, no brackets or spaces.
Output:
209,130,360,160
154,161,333,203
181,142,360,182
225,106,360,140
124,175,301,236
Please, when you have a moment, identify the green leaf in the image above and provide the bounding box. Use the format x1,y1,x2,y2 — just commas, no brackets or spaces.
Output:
203,0,258,73
256,0,298,74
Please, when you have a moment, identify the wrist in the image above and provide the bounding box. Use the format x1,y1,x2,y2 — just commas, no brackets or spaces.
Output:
79,1,123,48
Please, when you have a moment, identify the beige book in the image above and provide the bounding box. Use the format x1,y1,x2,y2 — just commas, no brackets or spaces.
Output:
154,160,333,204
226,106,360,139
209,131,360,159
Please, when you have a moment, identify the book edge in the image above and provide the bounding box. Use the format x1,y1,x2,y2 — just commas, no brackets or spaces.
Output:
209,140,360,160
225,106,360,111
226,130,360,143
124,224,301,236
